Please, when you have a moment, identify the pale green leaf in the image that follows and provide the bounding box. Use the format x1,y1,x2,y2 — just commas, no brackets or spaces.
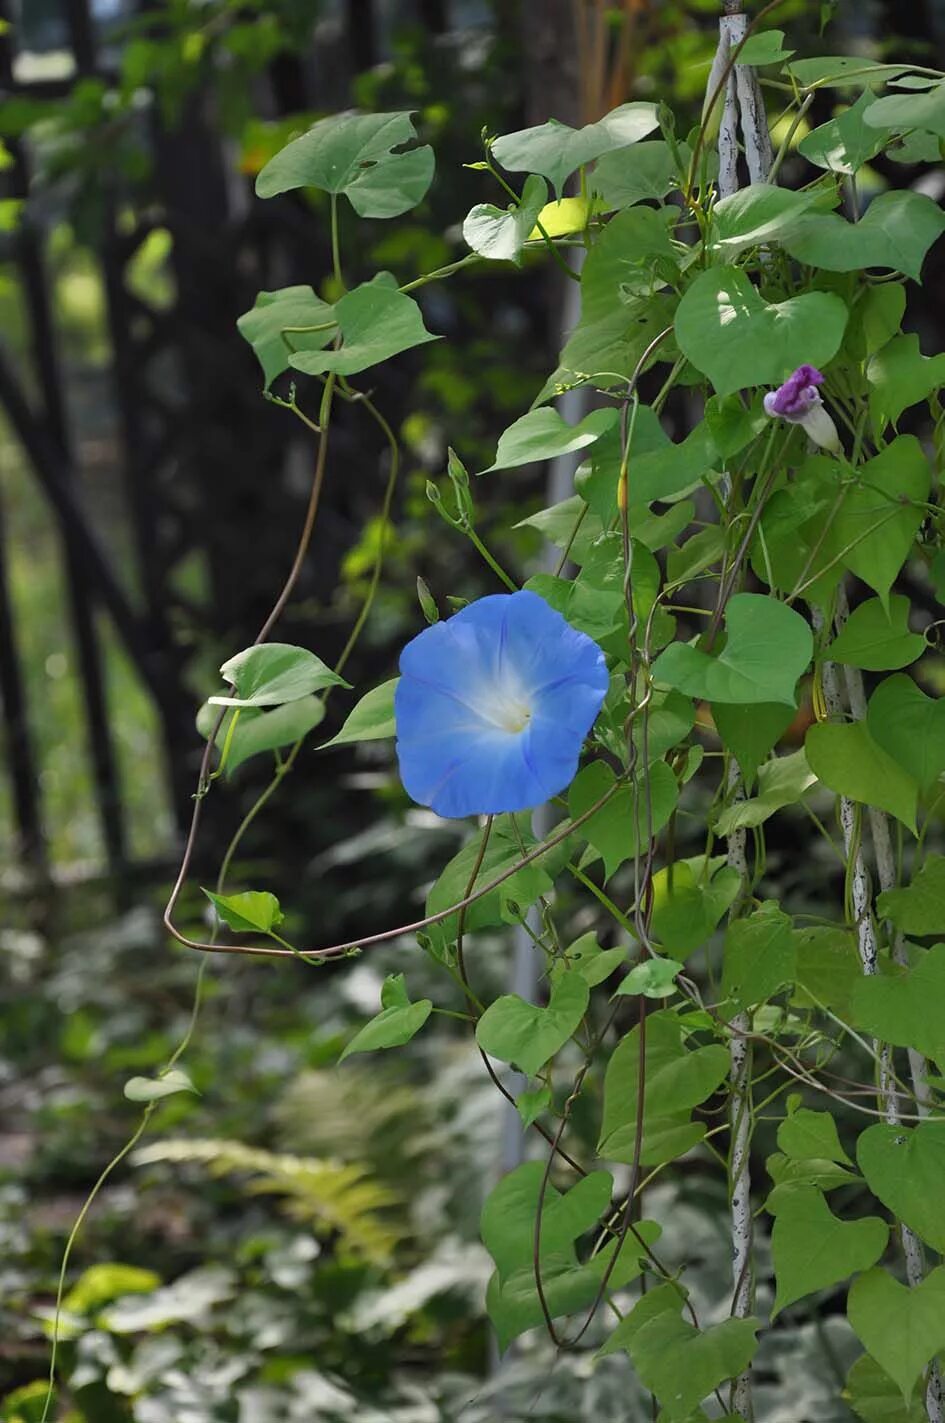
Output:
462,173,547,263
255,110,434,217
711,745,814,831
848,1267,945,1402
778,1107,853,1166
787,57,918,89
857,1121,945,1253
589,140,684,210
483,406,617,474
852,942,945,1063
550,931,627,988
844,1353,926,1423
237,286,335,389
568,760,679,881
707,183,825,256
629,1307,760,1420
197,697,325,776
652,593,813,707
782,191,945,280
322,678,398,748
649,858,741,956
798,91,887,174
615,956,682,999
289,276,439,377
868,676,945,791
213,642,347,709
867,333,945,432
769,1184,887,1315
124,1068,197,1103
876,856,945,935
599,1010,730,1165
339,973,432,1061
805,721,918,830
862,80,945,138
828,436,930,608
203,888,283,933
492,102,659,195
674,267,848,397
475,972,589,1077
721,903,796,1008
825,595,925,671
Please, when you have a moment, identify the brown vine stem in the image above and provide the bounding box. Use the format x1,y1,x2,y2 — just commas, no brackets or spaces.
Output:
162,373,336,943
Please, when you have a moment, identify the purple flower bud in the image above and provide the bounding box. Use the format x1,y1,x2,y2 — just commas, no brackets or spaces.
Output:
764,364,824,418
763,365,841,453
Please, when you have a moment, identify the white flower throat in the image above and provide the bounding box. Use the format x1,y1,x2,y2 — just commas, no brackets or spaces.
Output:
469,673,534,735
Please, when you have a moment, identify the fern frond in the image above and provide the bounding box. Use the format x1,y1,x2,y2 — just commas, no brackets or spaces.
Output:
133,1138,403,1264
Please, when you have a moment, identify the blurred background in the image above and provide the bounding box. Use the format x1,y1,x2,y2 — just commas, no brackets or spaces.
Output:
2,2,945,1419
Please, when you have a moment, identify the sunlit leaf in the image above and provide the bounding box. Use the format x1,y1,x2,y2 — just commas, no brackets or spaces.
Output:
255,110,434,217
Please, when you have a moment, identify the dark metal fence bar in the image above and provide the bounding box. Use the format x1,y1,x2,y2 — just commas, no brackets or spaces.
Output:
0,11,128,879
0,490,45,869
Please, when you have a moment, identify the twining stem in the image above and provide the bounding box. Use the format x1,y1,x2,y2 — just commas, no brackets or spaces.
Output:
829,587,945,1423
726,757,754,1422
816,592,945,1423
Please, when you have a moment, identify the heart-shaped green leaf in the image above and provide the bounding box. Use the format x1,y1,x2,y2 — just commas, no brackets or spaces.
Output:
782,191,945,280
848,1267,945,1401
589,140,683,210
825,595,925,671
462,173,547,263
867,334,945,433
483,406,618,473
289,276,439,377
844,1352,927,1423
778,1107,852,1166
203,889,283,934
214,643,348,708
124,1068,197,1103
805,721,918,830
476,972,589,1077
492,102,659,195
674,267,848,397
823,437,930,610
858,1121,945,1252
868,676,945,790
863,79,945,138
876,856,945,935
568,760,679,881
628,1308,760,1420
798,90,887,175
722,903,796,1009
340,973,432,1061
322,679,398,748
599,1011,730,1165
852,942,945,1062
615,956,682,999
652,593,813,707
714,749,816,836
237,286,335,389
197,697,325,776
256,110,434,218
712,702,797,789
707,183,825,257
649,858,741,956
769,1185,887,1315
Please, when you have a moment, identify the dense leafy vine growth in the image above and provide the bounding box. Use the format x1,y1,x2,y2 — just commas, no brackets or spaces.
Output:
68,21,945,1423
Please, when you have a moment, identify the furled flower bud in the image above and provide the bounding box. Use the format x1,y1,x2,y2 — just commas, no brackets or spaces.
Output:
763,364,842,454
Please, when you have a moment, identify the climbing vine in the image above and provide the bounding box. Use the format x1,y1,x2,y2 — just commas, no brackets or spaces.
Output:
45,8,945,1422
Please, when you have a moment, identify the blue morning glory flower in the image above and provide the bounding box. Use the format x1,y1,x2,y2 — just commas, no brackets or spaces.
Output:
394,590,608,819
